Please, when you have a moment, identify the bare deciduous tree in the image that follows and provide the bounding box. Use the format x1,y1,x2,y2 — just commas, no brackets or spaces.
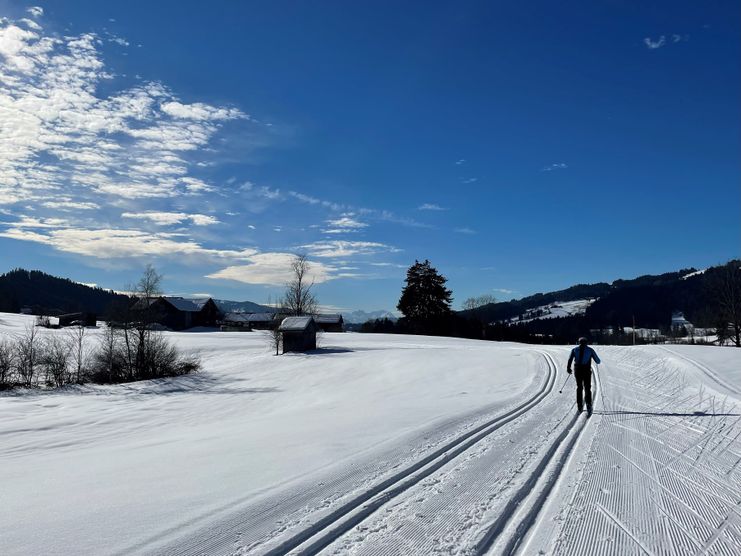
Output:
67,325,90,384
0,338,14,388
15,324,40,387
462,294,496,313
282,254,318,316
43,335,71,387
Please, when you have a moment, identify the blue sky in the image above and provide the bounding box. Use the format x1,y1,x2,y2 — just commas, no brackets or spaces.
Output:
0,1,739,312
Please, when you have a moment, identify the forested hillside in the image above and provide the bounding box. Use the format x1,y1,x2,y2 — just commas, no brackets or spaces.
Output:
0,269,130,315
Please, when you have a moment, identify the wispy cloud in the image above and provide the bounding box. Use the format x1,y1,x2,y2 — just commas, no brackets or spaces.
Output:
644,34,687,49
121,211,220,226
300,240,400,258
0,224,254,261
417,203,447,211
461,177,478,184
41,199,100,211
288,191,345,211
454,227,477,235
643,36,666,49
493,288,516,295
541,162,568,172
26,7,43,18
455,159,465,165
323,214,367,234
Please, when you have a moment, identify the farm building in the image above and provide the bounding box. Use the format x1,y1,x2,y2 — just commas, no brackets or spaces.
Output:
220,313,252,331
315,314,344,332
133,296,221,331
279,316,318,353
246,312,278,330
58,312,97,327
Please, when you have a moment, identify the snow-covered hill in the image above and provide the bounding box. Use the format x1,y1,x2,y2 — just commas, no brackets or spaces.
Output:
1,312,739,555
508,297,597,323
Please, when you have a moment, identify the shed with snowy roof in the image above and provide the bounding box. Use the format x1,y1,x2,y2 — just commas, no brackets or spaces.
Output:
278,316,318,353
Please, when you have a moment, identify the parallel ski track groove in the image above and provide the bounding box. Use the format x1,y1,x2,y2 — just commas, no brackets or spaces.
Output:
474,352,589,555
261,351,557,556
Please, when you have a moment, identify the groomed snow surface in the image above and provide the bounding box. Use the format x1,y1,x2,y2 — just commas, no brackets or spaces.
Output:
1,313,740,555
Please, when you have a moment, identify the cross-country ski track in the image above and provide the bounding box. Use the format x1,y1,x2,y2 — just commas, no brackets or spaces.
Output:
1,313,740,555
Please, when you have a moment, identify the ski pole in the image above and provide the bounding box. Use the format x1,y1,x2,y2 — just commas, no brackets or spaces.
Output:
558,372,572,394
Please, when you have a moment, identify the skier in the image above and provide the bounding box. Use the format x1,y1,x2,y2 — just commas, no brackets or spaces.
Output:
567,337,601,416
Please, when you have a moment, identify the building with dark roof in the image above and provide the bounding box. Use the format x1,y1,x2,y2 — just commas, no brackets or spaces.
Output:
133,296,221,330
314,314,344,333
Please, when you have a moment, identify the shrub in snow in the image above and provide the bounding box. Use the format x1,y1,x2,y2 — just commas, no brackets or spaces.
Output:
88,326,199,384
0,338,14,389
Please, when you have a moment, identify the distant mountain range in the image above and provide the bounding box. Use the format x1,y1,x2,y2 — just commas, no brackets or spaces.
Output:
342,310,398,324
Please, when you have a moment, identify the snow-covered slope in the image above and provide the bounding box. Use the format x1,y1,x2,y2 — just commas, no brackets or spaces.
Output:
508,298,596,323
1,312,739,555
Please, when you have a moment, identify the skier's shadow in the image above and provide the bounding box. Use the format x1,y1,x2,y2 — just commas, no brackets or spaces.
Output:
597,410,741,417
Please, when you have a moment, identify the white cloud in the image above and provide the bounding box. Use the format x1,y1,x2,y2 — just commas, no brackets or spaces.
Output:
455,159,465,165
161,101,244,121
288,190,344,211
644,36,666,49
418,203,447,211
541,162,568,172
109,36,129,47
300,240,400,258
26,7,44,18
462,177,478,184
121,211,220,226
0,18,247,209
0,224,253,260
206,253,337,285
323,214,367,233
41,199,100,211
370,262,407,268
454,227,476,234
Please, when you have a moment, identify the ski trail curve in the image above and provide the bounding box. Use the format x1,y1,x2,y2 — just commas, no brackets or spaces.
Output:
257,352,557,555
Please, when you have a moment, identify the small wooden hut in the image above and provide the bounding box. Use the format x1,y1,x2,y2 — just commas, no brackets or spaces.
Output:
279,316,318,353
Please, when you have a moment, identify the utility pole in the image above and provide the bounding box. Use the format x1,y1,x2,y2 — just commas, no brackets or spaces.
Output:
632,314,636,345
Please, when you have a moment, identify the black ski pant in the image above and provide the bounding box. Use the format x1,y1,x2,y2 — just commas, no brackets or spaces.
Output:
574,364,592,409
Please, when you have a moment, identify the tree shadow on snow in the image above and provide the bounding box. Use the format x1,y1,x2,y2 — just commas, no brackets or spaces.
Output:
597,410,740,417
304,347,355,355
130,373,281,396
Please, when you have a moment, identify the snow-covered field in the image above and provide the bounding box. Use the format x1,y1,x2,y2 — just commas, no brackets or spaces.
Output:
1,312,740,555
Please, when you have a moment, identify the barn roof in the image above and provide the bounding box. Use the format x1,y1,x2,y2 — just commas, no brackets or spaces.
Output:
162,297,203,312
279,316,315,331
222,312,251,323
314,314,343,324
246,312,276,322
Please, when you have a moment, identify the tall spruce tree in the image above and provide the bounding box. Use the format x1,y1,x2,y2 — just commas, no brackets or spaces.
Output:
397,260,453,329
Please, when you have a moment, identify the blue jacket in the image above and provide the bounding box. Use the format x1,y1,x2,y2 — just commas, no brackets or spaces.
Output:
569,345,601,367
